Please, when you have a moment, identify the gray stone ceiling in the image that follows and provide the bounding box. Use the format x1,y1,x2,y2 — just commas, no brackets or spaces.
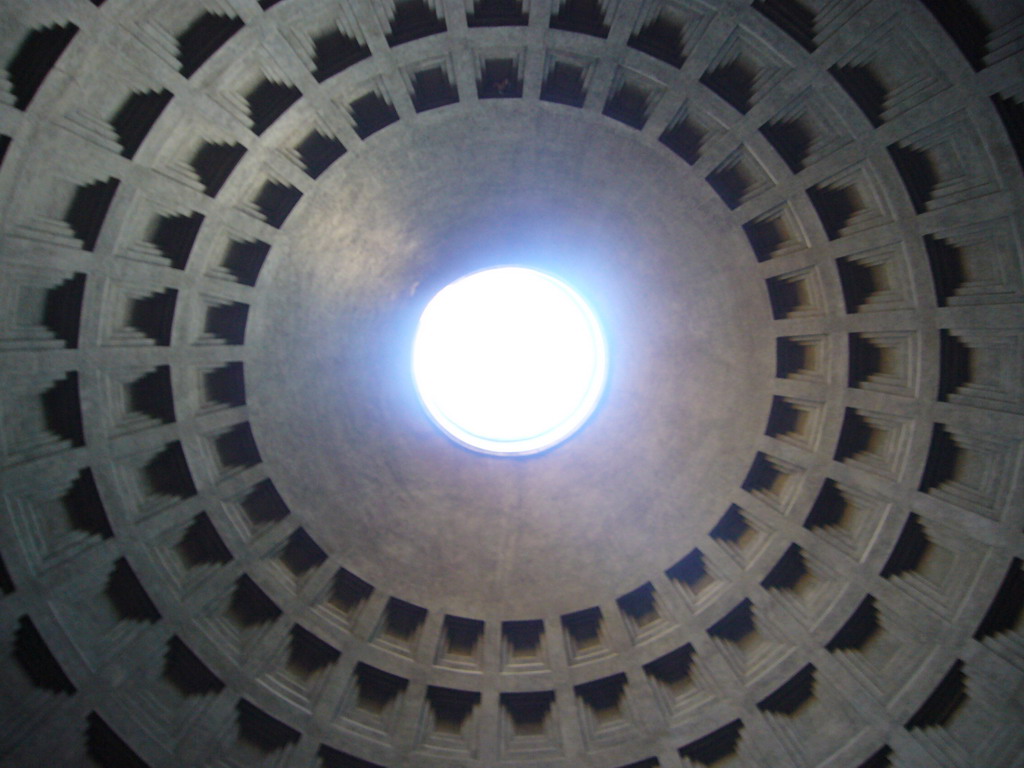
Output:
0,0,1022,766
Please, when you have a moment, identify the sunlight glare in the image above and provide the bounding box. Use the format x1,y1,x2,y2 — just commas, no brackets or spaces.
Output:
412,266,607,455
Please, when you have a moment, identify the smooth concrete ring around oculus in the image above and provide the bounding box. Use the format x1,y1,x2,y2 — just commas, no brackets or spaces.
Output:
245,106,774,618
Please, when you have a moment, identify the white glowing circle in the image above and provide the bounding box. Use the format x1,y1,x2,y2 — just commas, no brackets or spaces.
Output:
413,266,608,455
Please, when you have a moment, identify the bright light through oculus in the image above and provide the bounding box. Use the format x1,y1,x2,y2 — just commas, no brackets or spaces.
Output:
413,266,608,455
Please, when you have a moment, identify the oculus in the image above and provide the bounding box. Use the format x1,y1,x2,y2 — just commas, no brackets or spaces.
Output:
412,266,608,455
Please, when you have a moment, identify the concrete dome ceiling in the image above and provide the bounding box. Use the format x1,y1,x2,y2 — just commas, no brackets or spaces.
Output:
0,0,1022,766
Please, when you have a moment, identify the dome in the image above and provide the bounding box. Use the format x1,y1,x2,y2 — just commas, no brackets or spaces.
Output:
0,1,1023,766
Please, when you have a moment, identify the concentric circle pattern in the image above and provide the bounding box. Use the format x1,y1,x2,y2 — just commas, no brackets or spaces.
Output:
0,1,1022,767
